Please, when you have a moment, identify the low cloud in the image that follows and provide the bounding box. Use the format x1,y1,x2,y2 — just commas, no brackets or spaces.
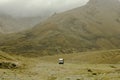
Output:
0,0,89,17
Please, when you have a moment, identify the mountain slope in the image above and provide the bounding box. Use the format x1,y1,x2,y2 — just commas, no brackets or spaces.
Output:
0,14,43,33
0,0,120,55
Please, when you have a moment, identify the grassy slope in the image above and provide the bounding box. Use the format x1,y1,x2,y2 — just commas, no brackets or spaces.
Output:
0,51,15,61
0,0,120,55
39,49,120,64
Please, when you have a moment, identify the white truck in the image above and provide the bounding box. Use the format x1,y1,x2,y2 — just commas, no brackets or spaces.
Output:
59,58,64,64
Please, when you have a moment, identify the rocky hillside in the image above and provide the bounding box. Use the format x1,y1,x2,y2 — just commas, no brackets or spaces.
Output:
0,0,120,55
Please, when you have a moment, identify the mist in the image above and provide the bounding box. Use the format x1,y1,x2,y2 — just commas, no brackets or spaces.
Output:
0,0,89,17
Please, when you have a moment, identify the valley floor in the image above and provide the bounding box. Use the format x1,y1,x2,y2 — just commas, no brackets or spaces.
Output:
0,50,120,80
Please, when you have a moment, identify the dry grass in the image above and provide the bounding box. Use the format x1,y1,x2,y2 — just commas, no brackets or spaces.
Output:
0,50,120,80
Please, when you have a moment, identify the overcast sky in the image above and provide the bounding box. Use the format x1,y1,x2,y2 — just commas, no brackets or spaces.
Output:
0,0,89,17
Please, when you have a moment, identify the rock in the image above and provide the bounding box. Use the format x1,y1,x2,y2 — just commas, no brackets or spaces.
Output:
87,69,92,72
0,61,20,69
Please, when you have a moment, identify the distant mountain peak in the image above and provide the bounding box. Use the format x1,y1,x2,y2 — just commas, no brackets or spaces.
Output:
0,14,44,34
